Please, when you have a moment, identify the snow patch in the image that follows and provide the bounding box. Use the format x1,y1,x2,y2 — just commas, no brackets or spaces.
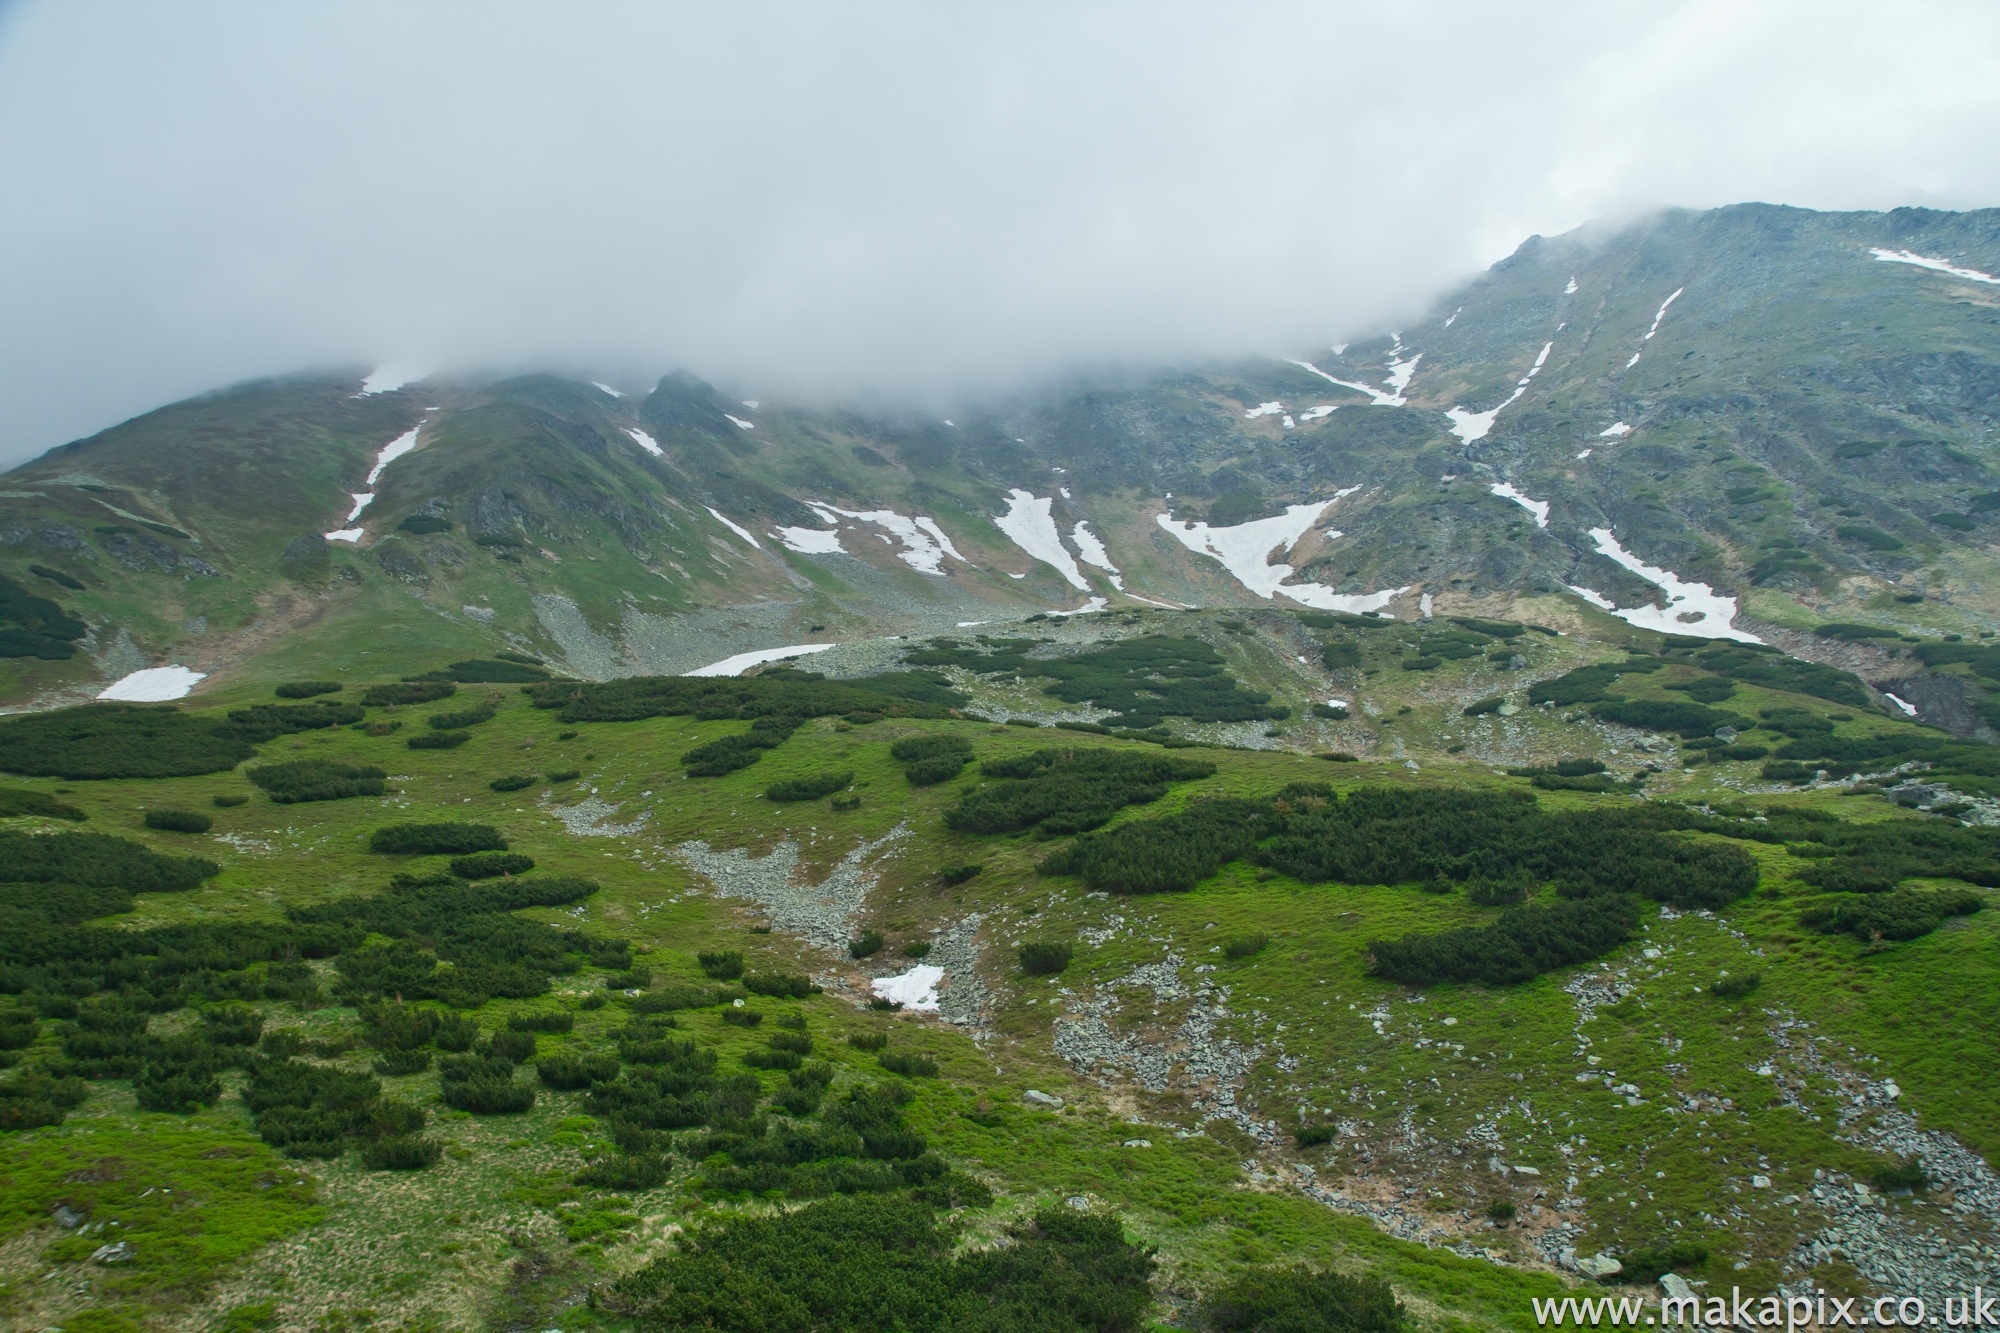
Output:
1576,448,1593,459
1869,248,2000,286
1885,692,1919,717
1565,276,1579,295
366,425,421,485
1443,308,1461,328
625,428,662,456
1244,401,1285,418
1576,527,1759,642
1624,288,1683,368
354,365,426,396
1567,586,1617,611
1445,341,1553,443
684,643,838,677
1600,421,1632,438
994,490,1089,590
724,414,755,430
774,525,845,555
324,528,364,543
872,965,945,1012
1157,491,1406,613
742,399,760,409
1298,405,1336,422
1048,597,1109,617
1489,482,1549,528
1069,522,1123,588
706,507,762,549
808,502,964,576
1419,592,1434,619
591,381,622,397
99,665,205,701
1287,345,1420,407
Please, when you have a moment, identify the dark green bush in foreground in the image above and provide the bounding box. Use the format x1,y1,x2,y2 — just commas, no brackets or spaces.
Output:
361,681,456,707
246,758,387,804
850,930,884,959
1709,973,1762,1000
744,972,816,998
408,729,471,750
0,786,88,820
611,1194,1156,1333
698,950,745,980
1369,896,1642,986
0,704,257,779
1801,888,1983,941
144,808,213,834
369,823,507,855
1199,1265,1406,1333
767,770,855,802
947,748,1216,837
275,681,342,699
892,734,974,786
490,774,539,792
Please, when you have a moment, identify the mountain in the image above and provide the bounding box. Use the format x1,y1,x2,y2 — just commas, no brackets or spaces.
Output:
6,203,2000,1330
3,201,1999,715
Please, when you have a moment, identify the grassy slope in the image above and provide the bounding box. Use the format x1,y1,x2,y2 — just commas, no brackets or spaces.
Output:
0,639,1992,1330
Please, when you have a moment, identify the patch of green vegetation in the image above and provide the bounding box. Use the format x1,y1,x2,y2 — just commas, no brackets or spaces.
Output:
0,785,88,820
245,758,387,803
367,822,506,855
947,747,1216,837
0,704,256,779
892,733,974,786
0,571,87,659
143,807,212,833
905,636,1287,727
274,680,342,699
767,770,855,801
360,680,456,706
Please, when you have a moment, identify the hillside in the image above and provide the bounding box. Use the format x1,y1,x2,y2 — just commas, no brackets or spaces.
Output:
1,201,1999,1332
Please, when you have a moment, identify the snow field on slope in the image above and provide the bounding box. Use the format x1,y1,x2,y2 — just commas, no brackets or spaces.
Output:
1624,288,1684,368
684,643,838,677
706,507,762,548
625,428,663,456
1568,527,1759,643
808,503,964,576
99,665,206,701
1069,521,1123,589
993,490,1089,591
773,525,845,555
1489,483,1549,528
1869,248,2000,285
1445,341,1552,443
1156,490,1406,614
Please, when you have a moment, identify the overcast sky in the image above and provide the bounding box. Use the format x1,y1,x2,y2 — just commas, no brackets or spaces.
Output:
1,0,1997,464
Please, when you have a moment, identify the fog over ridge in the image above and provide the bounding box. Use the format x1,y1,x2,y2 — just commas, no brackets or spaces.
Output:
1,0,1998,462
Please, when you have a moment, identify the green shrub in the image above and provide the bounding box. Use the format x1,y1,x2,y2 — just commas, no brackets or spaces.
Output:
698,950,745,980
212,793,248,808
940,864,982,885
490,774,539,791
0,703,258,779
744,972,816,998
434,659,551,683
1487,1200,1517,1222
1709,973,1762,1000
878,1051,938,1077
721,1008,762,1027
745,1047,803,1071
1018,941,1073,975
371,1049,433,1076
144,808,213,834
219,701,366,741
428,701,500,730
848,1031,889,1051
546,768,581,782
1222,932,1268,959
408,729,471,750
0,786,87,820
947,748,1216,837
0,572,86,659
134,1063,224,1113
361,681,456,706
0,827,218,892
902,941,931,959
449,851,535,879
1294,1123,1338,1147
767,770,856,801
368,823,506,855
1800,889,1983,941
892,734,975,786
28,563,84,591
1871,1157,1929,1192
275,681,342,699
1462,698,1504,717
904,634,1282,728
441,1066,535,1114
1200,1265,1406,1333
1369,896,1641,986
246,759,388,803
537,1053,619,1089
508,1011,574,1033
850,930,884,959
1611,1241,1710,1283
1318,751,1359,762
486,1031,537,1063
361,1135,442,1170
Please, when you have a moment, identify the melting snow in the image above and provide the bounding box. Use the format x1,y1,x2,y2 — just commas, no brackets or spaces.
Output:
1048,597,1109,617
1600,421,1632,438
1443,308,1461,328
1489,483,1549,528
1419,592,1434,619
1298,405,1336,422
724,414,755,430
807,503,964,576
1245,401,1286,418
1885,692,1919,717
1157,491,1406,613
1573,528,1760,642
1565,276,1579,295
1446,341,1552,443
1869,248,2000,286
684,643,838,677
872,964,944,1012
366,425,421,485
994,490,1090,590
341,493,373,523
774,525,845,555
591,381,622,397
1568,586,1617,611
354,365,426,396
1624,288,1683,368
324,528,364,543
742,399,760,409
625,428,662,456
1069,522,1123,589
99,665,206,701
1287,344,1421,407
1576,448,1593,459
706,508,763,549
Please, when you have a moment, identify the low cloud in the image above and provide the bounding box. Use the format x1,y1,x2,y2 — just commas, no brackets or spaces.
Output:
1,0,1997,461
